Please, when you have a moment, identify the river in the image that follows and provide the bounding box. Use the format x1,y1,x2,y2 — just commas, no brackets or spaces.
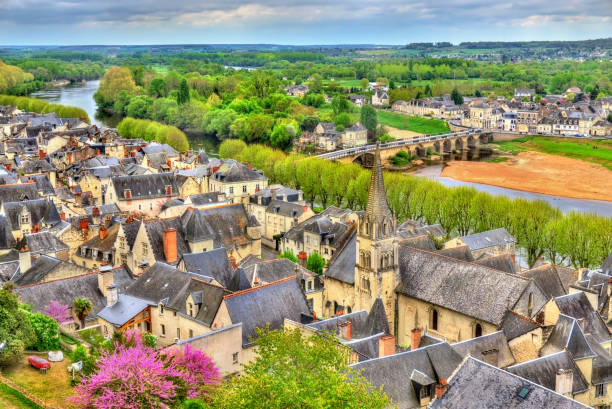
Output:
413,165,612,216
31,80,220,154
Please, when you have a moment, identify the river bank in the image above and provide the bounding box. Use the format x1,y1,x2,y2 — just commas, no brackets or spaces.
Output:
413,164,612,216
440,151,612,202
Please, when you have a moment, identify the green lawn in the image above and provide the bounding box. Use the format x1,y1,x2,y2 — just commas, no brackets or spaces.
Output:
377,111,450,134
0,384,42,409
492,136,612,170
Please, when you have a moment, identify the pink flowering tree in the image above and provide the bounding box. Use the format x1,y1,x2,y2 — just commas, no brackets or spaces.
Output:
44,300,71,323
70,329,220,409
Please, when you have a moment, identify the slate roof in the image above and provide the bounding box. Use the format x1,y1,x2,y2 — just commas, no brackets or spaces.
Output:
500,310,540,341
508,351,588,394
265,200,308,219
396,246,535,326
307,297,390,340
13,256,90,287
15,267,135,322
24,232,69,255
120,222,140,250
211,160,267,183
19,159,55,174
97,294,154,327
141,142,179,157
474,254,516,274
181,204,257,248
125,262,229,326
283,210,352,249
0,184,40,203
430,357,591,409
0,259,19,282
223,277,310,347
324,229,356,284
0,215,16,249
451,331,515,368
241,258,312,286
111,172,179,200
540,314,596,360
180,248,235,290
458,228,516,251
398,235,437,251
3,199,61,231
19,175,55,196
523,264,567,299
143,218,190,264
397,220,447,239
438,245,474,262
351,342,463,409
587,334,612,385
188,192,225,206
555,292,611,343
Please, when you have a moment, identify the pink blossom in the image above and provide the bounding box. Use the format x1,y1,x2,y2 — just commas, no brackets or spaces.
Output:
44,300,71,323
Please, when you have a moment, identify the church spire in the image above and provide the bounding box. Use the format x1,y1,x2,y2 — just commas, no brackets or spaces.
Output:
365,142,392,222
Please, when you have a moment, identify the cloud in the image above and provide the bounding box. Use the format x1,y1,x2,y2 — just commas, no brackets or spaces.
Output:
0,0,610,44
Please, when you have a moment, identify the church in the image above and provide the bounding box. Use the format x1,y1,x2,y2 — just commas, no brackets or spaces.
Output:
323,144,547,347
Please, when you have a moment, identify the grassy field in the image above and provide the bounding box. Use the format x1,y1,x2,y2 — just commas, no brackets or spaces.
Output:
2,356,75,408
491,136,612,170
0,384,42,409
377,111,450,134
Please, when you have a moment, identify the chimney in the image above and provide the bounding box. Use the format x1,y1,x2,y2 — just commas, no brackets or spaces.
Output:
229,255,237,270
92,206,100,218
298,251,308,268
482,348,499,367
60,211,66,221
378,334,396,357
98,266,114,297
106,284,118,307
339,321,351,340
39,150,46,159
411,328,422,350
5,164,10,171
435,380,448,399
578,268,588,280
19,246,32,273
163,227,178,264
68,152,72,164
99,225,108,240
555,369,573,396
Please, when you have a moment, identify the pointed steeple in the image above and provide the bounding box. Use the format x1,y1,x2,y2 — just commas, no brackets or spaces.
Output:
365,142,392,221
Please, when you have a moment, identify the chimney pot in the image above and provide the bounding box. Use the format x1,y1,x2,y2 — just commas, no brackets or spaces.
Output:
99,225,108,241
555,369,573,396
411,328,422,350
106,284,118,307
19,246,32,273
339,321,351,340
435,381,449,399
162,227,178,264
379,334,396,357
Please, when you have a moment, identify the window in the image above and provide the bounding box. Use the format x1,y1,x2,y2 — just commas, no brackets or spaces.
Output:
161,324,166,336
475,323,482,338
176,328,180,340
142,243,148,256
229,187,234,194
20,215,29,225
431,309,438,331
188,303,193,317
596,384,606,397
242,185,247,193
232,352,239,364
307,280,312,291
420,385,431,399
189,329,194,338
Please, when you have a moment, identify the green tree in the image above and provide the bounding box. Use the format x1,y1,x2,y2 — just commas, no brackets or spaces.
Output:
301,116,319,132
306,252,326,275
270,122,297,150
201,109,237,139
27,312,60,351
209,328,391,409
0,285,36,366
360,105,378,133
113,90,132,116
219,139,247,159
451,87,464,105
126,96,154,119
73,297,93,329
334,112,352,130
148,77,166,98
360,77,369,90
331,96,350,115
177,78,190,105
309,73,323,93
278,250,298,263
94,66,137,109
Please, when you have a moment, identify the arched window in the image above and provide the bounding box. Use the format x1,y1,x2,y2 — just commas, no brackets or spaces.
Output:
431,309,438,331
475,323,482,338
347,307,352,314
528,293,534,316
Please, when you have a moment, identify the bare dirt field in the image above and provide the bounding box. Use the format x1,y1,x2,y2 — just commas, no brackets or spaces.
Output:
386,126,423,140
441,151,612,202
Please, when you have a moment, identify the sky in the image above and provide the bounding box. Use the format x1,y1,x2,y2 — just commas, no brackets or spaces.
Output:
0,0,610,45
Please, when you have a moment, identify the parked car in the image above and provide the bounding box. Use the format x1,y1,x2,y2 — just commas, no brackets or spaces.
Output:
28,355,51,373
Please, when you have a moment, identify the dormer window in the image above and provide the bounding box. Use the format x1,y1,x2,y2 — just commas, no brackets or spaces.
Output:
21,214,30,225
124,189,132,199
165,185,172,196
80,247,86,256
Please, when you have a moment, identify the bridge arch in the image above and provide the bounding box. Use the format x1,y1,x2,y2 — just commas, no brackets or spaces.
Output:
443,139,452,153
479,133,491,144
352,152,375,168
416,145,426,158
433,141,441,154
455,138,463,151
467,135,476,149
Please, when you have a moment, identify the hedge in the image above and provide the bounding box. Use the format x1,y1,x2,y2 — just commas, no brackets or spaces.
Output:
117,117,190,152
0,95,90,123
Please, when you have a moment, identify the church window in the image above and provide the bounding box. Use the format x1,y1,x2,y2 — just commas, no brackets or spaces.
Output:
431,309,439,331
475,323,482,337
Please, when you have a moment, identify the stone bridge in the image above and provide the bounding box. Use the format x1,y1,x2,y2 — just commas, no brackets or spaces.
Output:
318,130,492,166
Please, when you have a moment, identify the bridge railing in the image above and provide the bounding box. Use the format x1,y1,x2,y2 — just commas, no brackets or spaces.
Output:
317,129,477,160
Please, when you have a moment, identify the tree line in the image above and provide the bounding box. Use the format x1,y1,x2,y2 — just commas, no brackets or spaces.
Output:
0,94,90,123
220,140,612,269
117,117,190,152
